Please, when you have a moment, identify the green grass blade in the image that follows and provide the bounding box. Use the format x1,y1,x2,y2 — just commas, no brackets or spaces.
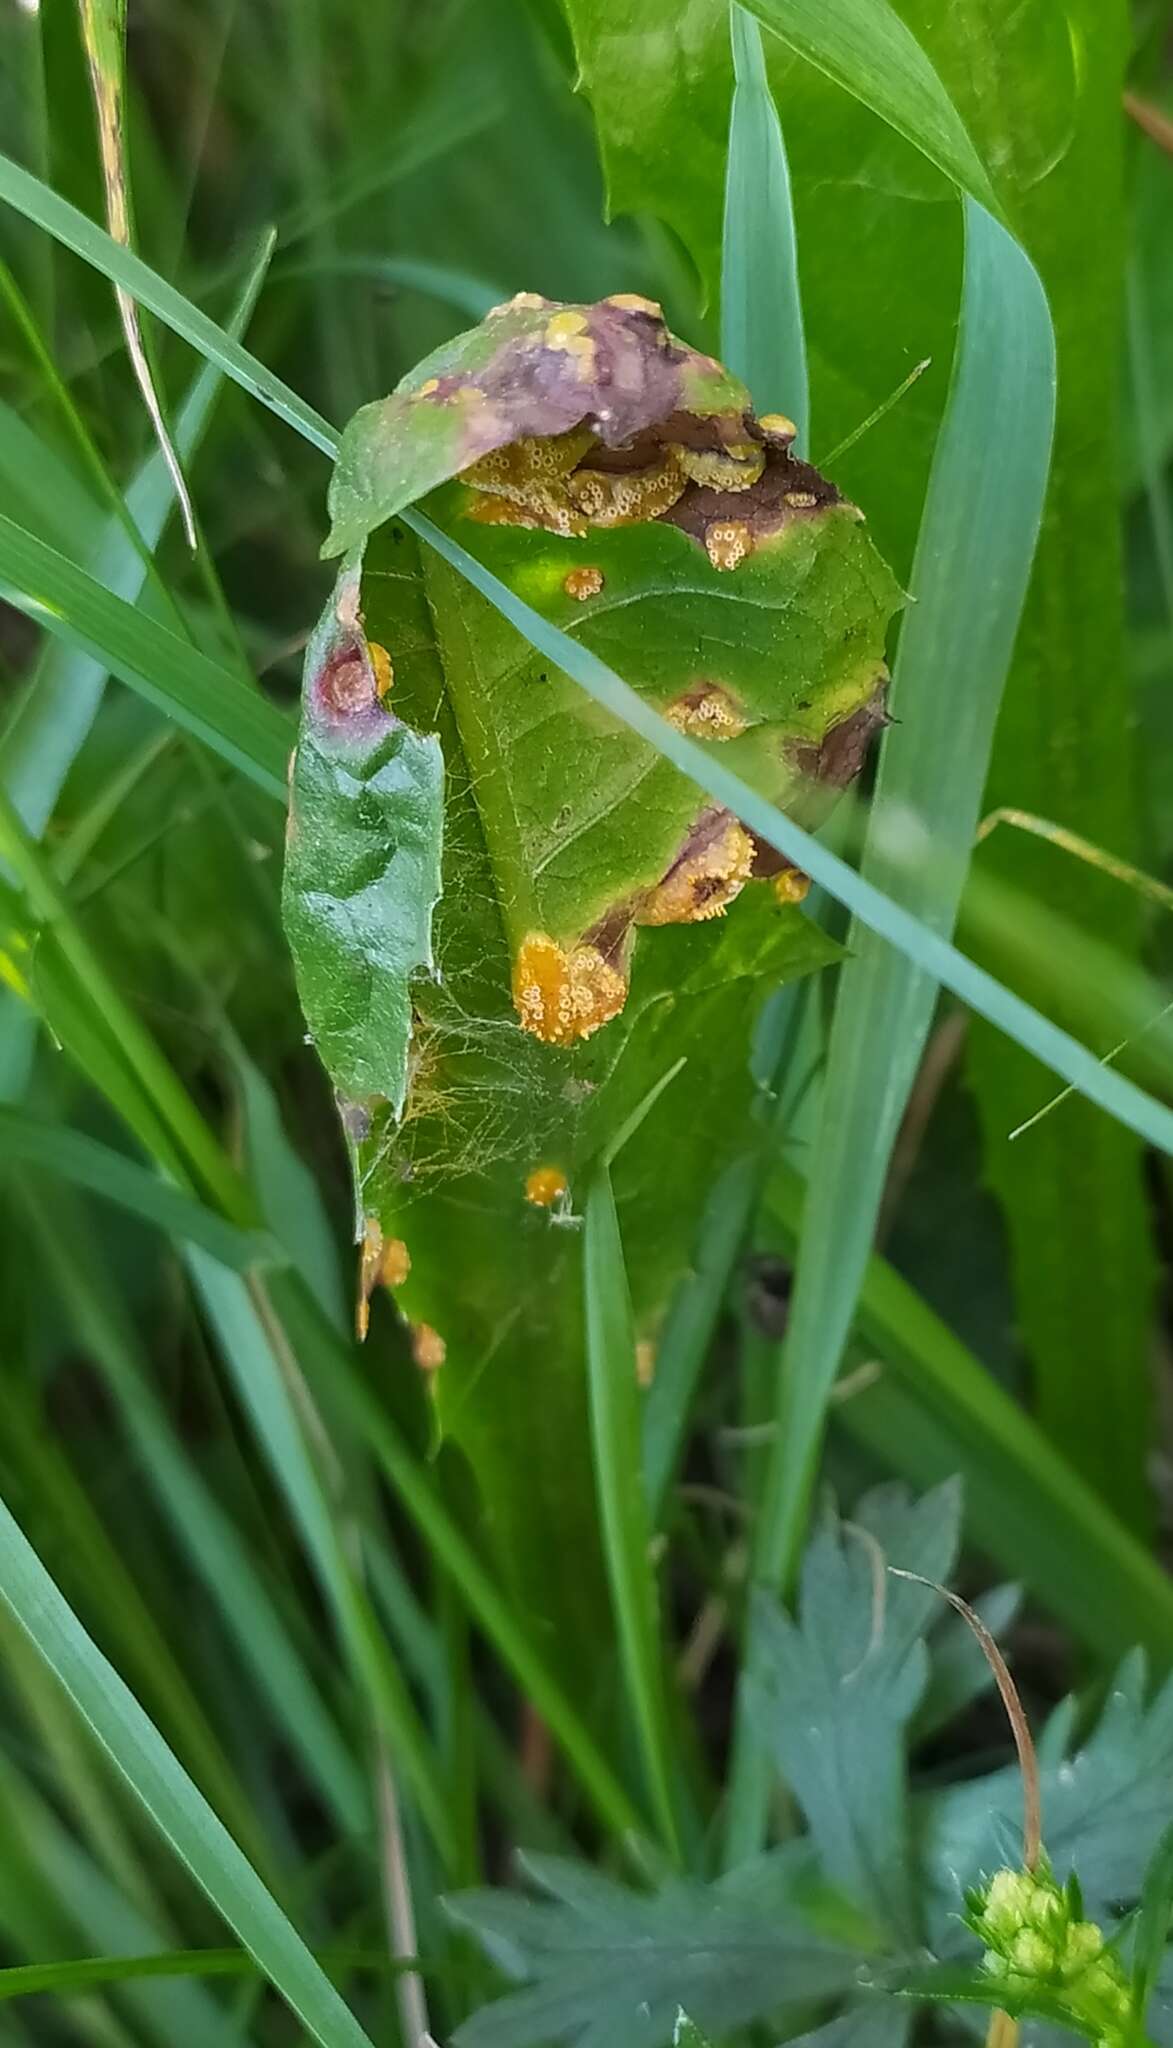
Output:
0,1948,390,2004
23,1186,368,1838
642,1155,761,1523
742,0,997,212
78,0,196,546
584,1169,680,1859
0,151,336,457
0,513,288,797
0,1490,376,2048
763,1157,1173,1667
721,199,1054,1864
0,397,101,554
186,1251,455,1868
272,253,505,322
0,1106,279,1268
722,3,808,444
0,232,274,839
271,1277,646,1846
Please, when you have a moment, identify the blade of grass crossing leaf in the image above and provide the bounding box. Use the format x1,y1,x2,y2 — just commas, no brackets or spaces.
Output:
584,1169,681,1859
722,4,808,446
741,0,998,213
722,201,1054,1866
0,1490,376,2048
10,154,1173,1157
0,151,337,458
407,509,1173,1161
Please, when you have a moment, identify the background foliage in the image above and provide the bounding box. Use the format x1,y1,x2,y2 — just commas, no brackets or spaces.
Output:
0,0,1171,2043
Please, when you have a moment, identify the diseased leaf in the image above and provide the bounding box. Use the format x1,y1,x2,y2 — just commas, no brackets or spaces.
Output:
747,1482,961,1945
446,1847,871,2048
283,296,900,1681
324,290,750,558
282,562,444,1127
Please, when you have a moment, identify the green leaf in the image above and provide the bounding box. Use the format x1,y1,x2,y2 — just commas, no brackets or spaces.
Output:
0,512,289,798
746,1483,959,1945
0,1948,386,2004
722,5,809,445
920,1654,1173,1928
947,0,1159,1533
1131,1818,1173,2017
447,1850,868,2048
766,1164,1173,1668
286,338,884,1680
584,1164,681,1858
0,1487,376,2048
741,0,997,213
282,564,444,1121
723,196,1054,1861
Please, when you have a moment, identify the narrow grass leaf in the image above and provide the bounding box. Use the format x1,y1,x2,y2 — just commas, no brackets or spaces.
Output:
584,1168,680,1859
722,200,1054,1864
764,1167,1173,1667
1130,1818,1173,2014
742,0,997,213
186,1251,455,1867
78,0,196,545
722,4,808,444
24,1187,368,1837
0,1948,390,2003
0,1106,279,1268
0,1489,376,2048
0,513,288,796
271,1276,646,1847
1,232,274,839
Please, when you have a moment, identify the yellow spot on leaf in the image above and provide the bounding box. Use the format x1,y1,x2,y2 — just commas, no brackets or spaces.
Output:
411,1322,447,1372
758,413,798,442
639,815,754,926
415,377,440,397
635,1339,656,1388
704,520,753,571
525,1165,569,1208
773,866,811,906
784,490,818,509
366,640,394,699
355,1218,412,1340
563,565,605,601
512,932,628,1046
665,685,746,740
569,451,684,526
673,441,764,491
606,293,662,317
